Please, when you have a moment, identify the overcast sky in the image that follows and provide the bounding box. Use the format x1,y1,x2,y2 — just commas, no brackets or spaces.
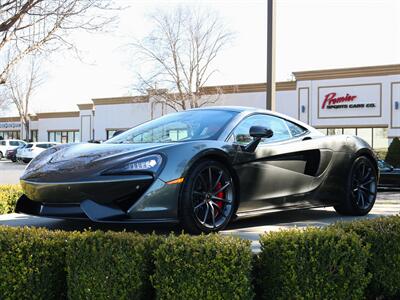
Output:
6,0,400,114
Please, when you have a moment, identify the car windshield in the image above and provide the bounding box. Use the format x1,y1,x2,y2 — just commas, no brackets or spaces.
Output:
105,110,237,144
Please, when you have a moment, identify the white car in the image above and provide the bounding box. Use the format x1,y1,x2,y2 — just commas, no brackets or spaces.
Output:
0,139,26,160
17,142,59,163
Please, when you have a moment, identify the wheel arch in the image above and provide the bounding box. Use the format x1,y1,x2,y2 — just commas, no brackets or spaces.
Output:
179,149,241,216
353,148,379,176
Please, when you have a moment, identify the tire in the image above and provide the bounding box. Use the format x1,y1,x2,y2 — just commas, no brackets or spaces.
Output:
0,151,3,160
334,156,378,216
180,160,236,234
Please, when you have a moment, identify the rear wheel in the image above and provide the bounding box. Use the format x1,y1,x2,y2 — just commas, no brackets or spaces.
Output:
180,160,236,234
334,156,377,216
0,151,3,160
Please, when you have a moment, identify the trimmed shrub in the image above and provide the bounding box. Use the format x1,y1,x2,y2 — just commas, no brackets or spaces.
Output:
66,230,163,300
385,137,400,167
152,234,254,300
0,184,22,214
335,216,400,298
256,227,370,300
0,226,68,299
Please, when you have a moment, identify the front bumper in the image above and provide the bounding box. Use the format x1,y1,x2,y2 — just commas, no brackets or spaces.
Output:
17,176,180,222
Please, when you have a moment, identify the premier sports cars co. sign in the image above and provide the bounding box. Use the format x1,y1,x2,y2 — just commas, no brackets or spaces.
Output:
318,83,382,119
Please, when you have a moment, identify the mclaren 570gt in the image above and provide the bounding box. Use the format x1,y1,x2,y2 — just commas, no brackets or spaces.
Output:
16,107,378,233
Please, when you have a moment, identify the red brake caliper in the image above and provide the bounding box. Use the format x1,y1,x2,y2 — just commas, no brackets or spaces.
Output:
215,182,224,216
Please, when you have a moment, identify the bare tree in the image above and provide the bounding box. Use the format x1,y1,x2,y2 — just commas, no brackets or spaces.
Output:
132,6,234,111
2,56,41,140
0,0,116,84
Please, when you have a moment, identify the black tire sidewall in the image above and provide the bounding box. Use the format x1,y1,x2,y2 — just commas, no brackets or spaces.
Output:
180,160,236,234
346,156,377,215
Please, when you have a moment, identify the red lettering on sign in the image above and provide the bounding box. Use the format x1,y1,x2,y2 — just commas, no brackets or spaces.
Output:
321,93,357,109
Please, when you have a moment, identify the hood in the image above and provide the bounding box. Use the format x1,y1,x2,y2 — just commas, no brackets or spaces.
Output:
21,142,173,181
48,142,171,164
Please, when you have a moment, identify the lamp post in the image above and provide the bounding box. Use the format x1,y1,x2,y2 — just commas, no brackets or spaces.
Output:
266,0,276,111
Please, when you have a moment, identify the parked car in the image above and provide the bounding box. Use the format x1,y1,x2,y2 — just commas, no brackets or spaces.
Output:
378,160,400,188
5,144,27,162
16,107,379,233
17,142,59,163
0,139,26,160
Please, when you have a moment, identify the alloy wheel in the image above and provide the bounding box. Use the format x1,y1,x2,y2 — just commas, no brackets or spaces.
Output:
191,166,234,229
351,160,377,210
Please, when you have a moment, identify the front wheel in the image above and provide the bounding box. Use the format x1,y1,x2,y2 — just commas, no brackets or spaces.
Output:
334,156,377,216
180,160,236,234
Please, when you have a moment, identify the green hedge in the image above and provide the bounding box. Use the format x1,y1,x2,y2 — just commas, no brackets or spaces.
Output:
1,216,400,299
386,137,400,167
152,234,254,300
66,231,163,300
335,216,400,298
0,185,22,214
256,227,370,300
0,226,68,299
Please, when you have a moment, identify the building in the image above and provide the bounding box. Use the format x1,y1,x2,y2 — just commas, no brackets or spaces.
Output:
0,64,399,151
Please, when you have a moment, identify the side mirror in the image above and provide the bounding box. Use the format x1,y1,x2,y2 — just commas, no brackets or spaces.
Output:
244,126,274,152
249,126,274,139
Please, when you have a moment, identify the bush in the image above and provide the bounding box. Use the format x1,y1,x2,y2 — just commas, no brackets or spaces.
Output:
152,234,254,300
335,216,400,298
66,230,163,300
256,227,370,300
385,137,400,167
0,184,22,214
0,226,68,299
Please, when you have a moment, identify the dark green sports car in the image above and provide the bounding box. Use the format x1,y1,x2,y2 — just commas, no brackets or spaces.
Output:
16,107,379,233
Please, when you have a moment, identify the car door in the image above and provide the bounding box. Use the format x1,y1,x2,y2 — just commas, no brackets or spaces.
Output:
231,114,328,212
0,140,6,155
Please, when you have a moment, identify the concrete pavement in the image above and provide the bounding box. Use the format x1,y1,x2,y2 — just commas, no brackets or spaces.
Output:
0,160,26,184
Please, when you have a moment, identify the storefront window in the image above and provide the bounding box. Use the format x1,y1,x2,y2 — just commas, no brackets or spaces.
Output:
318,128,328,135
372,128,388,150
314,127,388,150
327,128,342,135
106,130,116,140
30,130,38,142
343,128,356,136
0,131,20,139
106,129,127,140
356,128,372,146
48,131,79,143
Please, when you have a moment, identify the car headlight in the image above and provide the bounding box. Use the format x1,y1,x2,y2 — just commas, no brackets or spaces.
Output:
103,154,163,175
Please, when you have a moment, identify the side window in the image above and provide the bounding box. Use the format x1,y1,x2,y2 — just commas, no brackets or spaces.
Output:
232,114,292,145
9,141,19,146
285,120,307,137
0,141,5,146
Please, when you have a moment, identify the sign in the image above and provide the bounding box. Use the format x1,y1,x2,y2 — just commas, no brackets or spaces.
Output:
0,122,21,129
318,84,381,119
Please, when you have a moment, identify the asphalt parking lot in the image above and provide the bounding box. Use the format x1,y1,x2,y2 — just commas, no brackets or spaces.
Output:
0,159,399,252
0,160,26,184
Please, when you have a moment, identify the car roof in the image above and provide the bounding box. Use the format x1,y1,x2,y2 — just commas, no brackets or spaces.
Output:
187,106,261,113
188,106,315,128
